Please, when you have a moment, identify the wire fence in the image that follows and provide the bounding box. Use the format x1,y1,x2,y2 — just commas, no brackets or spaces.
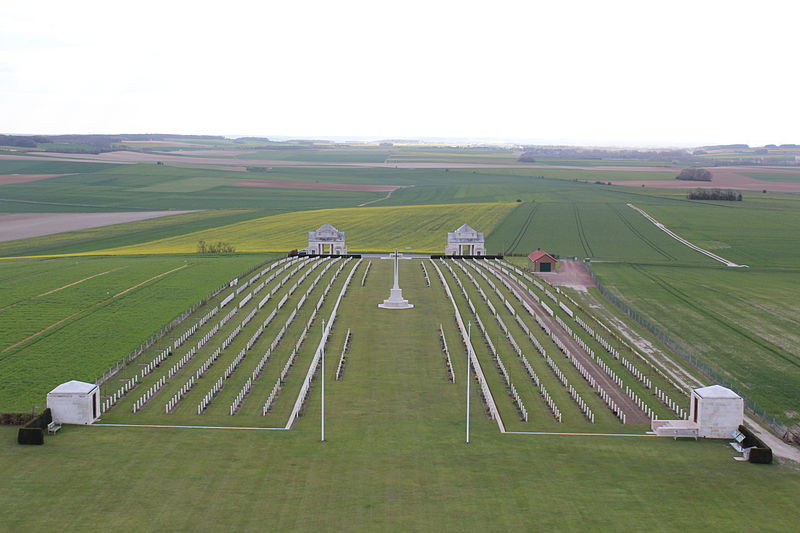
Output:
585,264,790,438
94,255,282,387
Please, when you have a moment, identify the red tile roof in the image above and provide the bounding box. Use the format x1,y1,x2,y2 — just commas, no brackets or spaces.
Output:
528,250,555,262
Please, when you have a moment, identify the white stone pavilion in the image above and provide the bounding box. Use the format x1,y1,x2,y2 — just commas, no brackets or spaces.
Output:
304,224,347,255
47,380,101,425
445,224,485,256
651,384,743,439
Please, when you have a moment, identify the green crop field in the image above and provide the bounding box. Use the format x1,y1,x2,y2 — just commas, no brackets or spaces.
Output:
0,159,123,175
642,198,800,268
0,254,274,411
486,201,719,262
0,163,385,213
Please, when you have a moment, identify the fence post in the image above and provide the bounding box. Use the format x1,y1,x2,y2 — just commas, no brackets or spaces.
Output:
585,263,786,437
95,255,281,387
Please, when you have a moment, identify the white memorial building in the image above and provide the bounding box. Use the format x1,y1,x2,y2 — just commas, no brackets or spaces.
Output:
46,380,101,425
651,384,743,439
304,224,347,255
445,224,485,256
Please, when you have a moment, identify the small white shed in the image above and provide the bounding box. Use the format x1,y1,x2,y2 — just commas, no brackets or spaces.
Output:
689,385,743,438
46,380,100,425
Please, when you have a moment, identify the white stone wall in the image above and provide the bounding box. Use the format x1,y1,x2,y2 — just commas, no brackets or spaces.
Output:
692,392,743,438
306,241,347,254
445,242,485,255
47,389,100,425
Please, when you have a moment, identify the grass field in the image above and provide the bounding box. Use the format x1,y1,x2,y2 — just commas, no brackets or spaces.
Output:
82,203,516,255
591,263,800,425
2,259,799,531
0,254,275,411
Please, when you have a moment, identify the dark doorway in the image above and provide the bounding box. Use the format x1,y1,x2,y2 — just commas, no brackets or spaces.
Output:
540,262,552,272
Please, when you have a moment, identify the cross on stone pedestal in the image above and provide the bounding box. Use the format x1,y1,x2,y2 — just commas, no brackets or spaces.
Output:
378,250,414,310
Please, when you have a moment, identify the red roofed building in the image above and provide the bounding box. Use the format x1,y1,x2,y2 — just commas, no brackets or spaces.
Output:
528,250,556,272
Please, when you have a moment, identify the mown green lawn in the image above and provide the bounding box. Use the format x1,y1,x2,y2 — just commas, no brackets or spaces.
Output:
2,259,799,533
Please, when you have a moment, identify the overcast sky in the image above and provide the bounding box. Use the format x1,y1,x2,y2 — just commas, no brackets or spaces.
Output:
1,0,798,147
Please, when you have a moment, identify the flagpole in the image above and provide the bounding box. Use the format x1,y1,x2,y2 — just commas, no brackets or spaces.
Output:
466,320,471,444
321,318,325,442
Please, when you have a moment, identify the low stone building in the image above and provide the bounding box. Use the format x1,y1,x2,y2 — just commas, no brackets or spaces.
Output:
305,223,346,255
46,380,100,425
445,224,485,256
652,385,744,439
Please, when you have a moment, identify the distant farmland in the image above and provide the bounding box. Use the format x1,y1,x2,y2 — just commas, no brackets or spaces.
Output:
84,203,516,255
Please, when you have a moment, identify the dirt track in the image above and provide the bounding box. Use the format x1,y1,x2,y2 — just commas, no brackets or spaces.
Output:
488,264,649,424
533,260,597,291
0,211,196,242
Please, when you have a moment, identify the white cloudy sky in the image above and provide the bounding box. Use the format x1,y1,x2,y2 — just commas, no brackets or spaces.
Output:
1,0,798,146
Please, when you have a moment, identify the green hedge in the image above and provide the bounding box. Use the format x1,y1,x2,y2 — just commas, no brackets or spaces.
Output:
17,427,44,445
0,412,34,426
739,425,773,464
16,409,52,446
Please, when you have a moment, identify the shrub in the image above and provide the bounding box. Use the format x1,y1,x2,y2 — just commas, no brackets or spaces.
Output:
676,168,712,181
197,240,236,253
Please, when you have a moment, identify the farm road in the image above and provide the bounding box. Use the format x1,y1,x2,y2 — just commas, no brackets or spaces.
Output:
485,263,650,424
0,211,197,242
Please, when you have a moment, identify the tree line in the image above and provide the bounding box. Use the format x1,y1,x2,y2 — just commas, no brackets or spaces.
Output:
687,189,742,201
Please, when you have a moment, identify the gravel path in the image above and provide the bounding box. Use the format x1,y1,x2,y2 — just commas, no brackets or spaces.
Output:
486,263,649,424
578,291,800,463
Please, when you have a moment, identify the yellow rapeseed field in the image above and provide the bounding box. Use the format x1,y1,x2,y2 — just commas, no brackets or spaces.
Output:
93,202,516,254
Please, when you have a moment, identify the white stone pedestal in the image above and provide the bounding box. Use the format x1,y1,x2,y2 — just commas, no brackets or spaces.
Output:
379,287,413,309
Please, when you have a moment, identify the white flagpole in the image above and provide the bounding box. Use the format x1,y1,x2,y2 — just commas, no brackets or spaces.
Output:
321,318,325,442
466,320,471,444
